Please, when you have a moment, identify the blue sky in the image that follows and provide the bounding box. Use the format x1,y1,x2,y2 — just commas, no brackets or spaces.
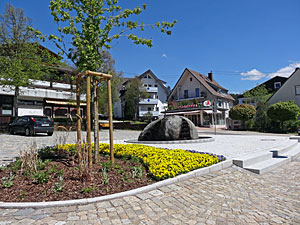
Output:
1,0,300,93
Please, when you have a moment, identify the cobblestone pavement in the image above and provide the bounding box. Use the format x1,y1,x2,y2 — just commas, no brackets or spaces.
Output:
0,157,299,224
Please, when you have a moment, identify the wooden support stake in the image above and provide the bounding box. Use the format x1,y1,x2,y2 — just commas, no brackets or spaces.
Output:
76,77,82,164
86,75,92,168
86,70,112,79
96,84,100,162
107,78,114,163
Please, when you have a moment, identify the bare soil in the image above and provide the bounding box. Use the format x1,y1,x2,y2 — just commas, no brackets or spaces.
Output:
0,156,154,202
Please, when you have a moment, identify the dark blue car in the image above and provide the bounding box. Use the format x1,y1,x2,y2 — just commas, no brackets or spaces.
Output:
8,115,54,136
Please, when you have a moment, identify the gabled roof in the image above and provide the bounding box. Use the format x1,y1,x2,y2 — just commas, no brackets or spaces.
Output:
240,75,288,98
169,68,234,101
121,69,169,94
138,69,169,93
267,68,300,103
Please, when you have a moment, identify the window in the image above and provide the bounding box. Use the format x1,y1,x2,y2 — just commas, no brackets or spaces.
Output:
295,85,300,95
148,75,152,79
190,77,192,81
195,88,200,97
184,90,189,98
154,85,158,87
147,107,151,111
144,84,147,87
148,85,152,87
274,82,281,89
218,99,222,107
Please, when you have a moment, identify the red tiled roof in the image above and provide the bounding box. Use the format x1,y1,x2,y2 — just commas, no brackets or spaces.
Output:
187,68,235,101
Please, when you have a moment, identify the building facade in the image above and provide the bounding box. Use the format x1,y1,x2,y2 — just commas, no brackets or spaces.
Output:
166,68,234,128
114,70,170,119
238,76,288,107
268,68,300,107
0,80,86,119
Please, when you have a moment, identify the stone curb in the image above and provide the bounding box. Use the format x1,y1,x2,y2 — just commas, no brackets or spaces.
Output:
125,137,215,144
0,159,232,209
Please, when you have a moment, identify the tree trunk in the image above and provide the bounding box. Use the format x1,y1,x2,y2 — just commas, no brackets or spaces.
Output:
93,79,99,163
86,76,92,168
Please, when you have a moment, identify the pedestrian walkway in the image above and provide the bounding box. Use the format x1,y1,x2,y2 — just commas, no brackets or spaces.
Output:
0,130,289,166
1,157,299,224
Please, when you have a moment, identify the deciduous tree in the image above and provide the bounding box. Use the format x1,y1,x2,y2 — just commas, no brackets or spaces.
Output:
229,104,256,129
124,77,148,120
267,101,300,132
0,4,59,116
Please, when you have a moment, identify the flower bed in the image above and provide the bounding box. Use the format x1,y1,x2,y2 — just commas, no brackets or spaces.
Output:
57,143,225,180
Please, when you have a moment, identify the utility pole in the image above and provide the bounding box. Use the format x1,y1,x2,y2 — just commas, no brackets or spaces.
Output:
213,100,217,135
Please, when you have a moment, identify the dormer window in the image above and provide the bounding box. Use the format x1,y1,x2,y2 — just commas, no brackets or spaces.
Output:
274,82,281,89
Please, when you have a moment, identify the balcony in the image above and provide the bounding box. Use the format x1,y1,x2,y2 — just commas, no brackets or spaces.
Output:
140,87,158,93
18,87,86,101
139,111,159,117
139,98,158,105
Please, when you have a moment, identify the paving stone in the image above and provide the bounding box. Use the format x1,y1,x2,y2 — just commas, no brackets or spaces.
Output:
0,132,299,224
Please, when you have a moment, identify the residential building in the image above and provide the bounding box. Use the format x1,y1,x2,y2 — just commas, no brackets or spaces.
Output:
114,69,170,119
0,45,87,120
238,76,288,107
268,68,300,107
0,74,86,119
166,68,234,128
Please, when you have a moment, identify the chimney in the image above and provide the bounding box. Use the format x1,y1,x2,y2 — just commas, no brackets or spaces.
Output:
208,71,213,81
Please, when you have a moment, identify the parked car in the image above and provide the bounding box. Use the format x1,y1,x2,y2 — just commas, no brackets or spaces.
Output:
8,115,54,136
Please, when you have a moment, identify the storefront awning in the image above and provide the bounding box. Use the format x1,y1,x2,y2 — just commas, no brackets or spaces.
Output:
203,110,222,114
45,100,86,106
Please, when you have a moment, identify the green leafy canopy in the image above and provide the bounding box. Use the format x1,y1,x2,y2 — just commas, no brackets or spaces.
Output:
32,0,177,72
267,101,300,123
229,104,256,121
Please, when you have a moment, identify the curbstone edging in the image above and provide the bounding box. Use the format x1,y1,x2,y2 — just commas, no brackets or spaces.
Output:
0,159,232,209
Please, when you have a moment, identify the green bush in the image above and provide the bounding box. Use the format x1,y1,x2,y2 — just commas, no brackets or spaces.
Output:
267,101,300,132
229,104,256,121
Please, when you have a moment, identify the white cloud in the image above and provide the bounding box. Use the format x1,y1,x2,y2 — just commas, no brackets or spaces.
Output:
161,53,167,58
267,62,300,78
240,69,266,81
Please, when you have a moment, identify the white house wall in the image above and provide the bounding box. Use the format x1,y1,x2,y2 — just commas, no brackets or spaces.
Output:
171,70,205,100
140,72,168,115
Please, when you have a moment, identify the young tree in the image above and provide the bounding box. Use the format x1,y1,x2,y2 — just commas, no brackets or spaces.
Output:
35,0,176,72
267,101,300,132
229,104,256,129
124,77,148,120
34,0,176,166
0,4,59,116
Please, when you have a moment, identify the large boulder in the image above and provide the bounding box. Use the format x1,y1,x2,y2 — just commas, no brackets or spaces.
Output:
138,115,198,141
